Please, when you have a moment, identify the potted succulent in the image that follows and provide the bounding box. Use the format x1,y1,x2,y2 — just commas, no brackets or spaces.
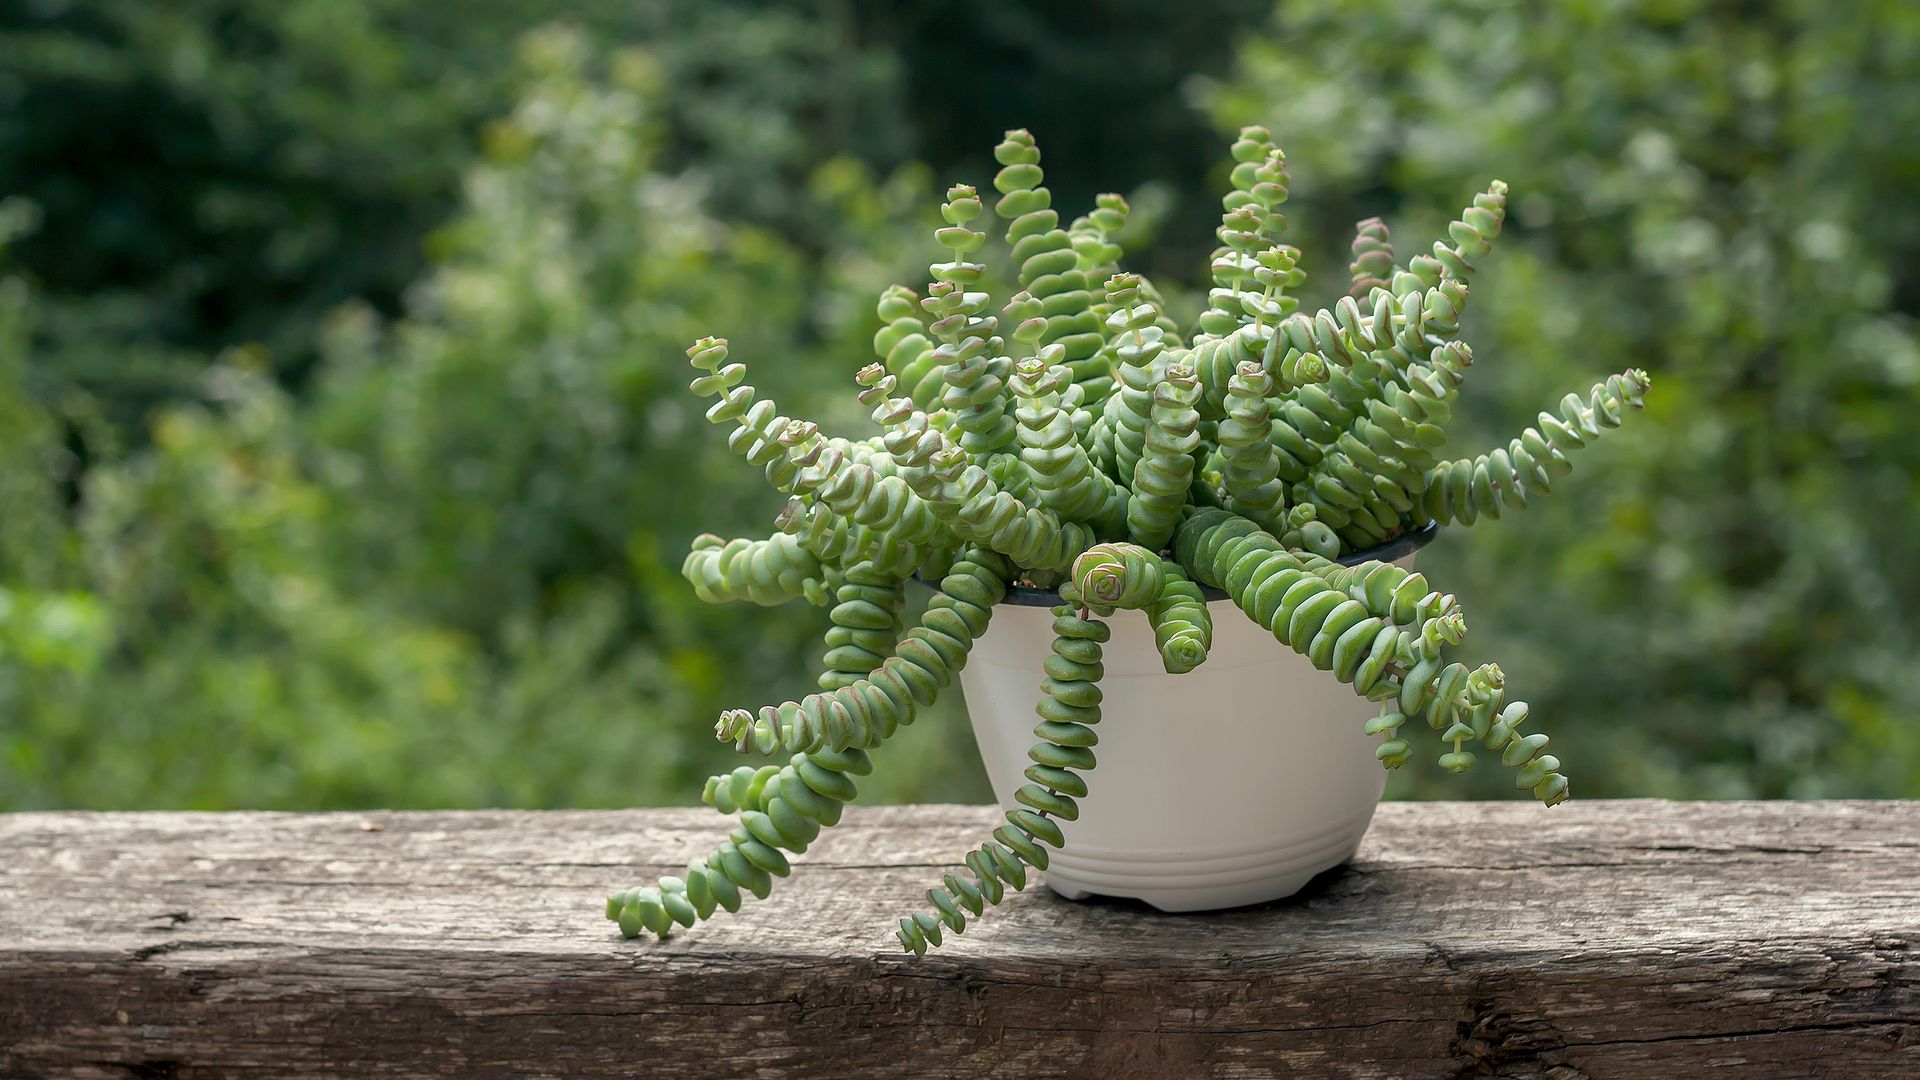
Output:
606,127,1649,954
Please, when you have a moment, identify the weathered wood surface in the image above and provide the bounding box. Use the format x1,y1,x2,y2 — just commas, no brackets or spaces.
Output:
1,801,1914,1079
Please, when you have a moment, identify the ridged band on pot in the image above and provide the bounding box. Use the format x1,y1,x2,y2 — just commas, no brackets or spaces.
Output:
989,521,1439,607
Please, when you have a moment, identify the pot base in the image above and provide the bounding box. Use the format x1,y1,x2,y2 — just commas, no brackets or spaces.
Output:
1034,800,1379,912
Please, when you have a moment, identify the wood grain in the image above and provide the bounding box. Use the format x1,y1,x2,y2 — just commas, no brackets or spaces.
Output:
2,801,1915,1078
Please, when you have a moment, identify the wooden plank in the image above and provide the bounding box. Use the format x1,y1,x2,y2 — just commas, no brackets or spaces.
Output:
1,801,1915,1078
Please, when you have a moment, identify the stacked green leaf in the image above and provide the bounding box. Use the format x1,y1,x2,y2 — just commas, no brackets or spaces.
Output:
609,127,1651,954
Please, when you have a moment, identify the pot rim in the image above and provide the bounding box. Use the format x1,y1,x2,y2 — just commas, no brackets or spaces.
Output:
921,520,1441,607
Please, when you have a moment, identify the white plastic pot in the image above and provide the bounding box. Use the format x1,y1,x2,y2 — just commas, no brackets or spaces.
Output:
956,528,1436,912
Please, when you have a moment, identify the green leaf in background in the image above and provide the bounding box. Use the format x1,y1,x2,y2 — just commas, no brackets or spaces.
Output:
1,0,1915,809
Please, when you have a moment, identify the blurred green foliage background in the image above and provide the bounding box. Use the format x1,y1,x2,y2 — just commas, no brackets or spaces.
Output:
3,0,1915,810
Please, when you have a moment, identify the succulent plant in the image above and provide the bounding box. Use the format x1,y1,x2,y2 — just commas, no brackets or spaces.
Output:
607,127,1651,954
